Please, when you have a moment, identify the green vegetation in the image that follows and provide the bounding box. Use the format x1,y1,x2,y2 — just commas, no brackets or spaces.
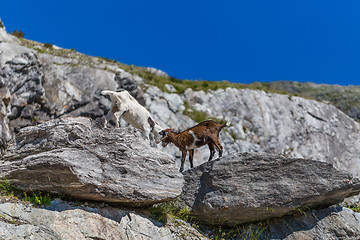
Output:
10,29,24,38
229,130,238,140
345,203,360,212
183,102,209,123
44,43,53,49
205,220,268,240
23,191,51,206
249,81,360,122
123,64,249,94
240,223,268,240
0,177,13,195
17,33,360,123
0,177,52,206
148,199,192,224
183,101,227,124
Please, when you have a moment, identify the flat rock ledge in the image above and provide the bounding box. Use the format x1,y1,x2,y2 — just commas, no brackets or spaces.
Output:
181,152,360,226
0,117,183,207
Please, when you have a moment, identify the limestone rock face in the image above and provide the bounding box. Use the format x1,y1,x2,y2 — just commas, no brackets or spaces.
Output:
181,152,360,225
0,200,178,240
264,207,360,240
145,86,360,176
1,117,183,206
0,24,145,149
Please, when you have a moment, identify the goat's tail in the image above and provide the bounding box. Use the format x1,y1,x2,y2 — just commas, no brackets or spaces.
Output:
101,90,116,96
221,121,231,129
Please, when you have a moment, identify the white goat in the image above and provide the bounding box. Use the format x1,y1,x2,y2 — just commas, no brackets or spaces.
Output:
101,90,163,144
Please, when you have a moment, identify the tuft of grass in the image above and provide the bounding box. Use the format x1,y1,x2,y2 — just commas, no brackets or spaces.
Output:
183,101,227,124
241,223,268,240
229,130,238,140
0,177,14,195
23,191,51,206
10,29,24,38
0,177,53,206
43,43,53,49
148,199,192,224
345,203,360,212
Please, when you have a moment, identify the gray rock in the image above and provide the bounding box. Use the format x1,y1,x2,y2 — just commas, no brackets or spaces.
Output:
181,152,360,225
166,216,210,240
263,207,360,240
39,53,117,116
119,213,173,240
148,87,360,176
0,200,177,240
115,71,140,97
146,67,169,78
1,117,183,206
0,52,45,106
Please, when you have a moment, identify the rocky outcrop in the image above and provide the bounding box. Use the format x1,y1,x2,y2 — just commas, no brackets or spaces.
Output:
0,197,208,240
1,18,360,239
145,86,360,176
0,23,145,148
0,117,183,206
181,152,360,225
263,207,360,240
252,80,360,122
1,19,360,178
0,199,181,240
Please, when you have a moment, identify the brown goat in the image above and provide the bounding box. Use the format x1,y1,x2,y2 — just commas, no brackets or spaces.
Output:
159,120,227,172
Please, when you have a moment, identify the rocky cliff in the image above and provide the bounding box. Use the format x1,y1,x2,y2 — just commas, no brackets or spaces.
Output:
1,18,360,239
1,19,359,175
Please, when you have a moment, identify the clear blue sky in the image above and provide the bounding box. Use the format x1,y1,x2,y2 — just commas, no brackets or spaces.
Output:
1,1,360,86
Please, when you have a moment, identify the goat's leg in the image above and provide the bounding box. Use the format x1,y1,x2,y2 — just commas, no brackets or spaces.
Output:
213,139,223,158
189,149,194,168
142,127,154,146
104,110,113,128
180,150,187,172
208,142,215,161
113,109,126,128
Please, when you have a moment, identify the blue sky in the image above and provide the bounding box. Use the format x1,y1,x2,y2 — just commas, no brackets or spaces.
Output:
1,0,359,86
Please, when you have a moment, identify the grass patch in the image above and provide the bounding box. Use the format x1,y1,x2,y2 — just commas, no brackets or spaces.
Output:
23,191,51,206
0,177,14,195
0,177,52,206
148,199,192,224
345,203,360,212
205,221,268,240
43,43,53,49
10,29,24,38
183,101,227,124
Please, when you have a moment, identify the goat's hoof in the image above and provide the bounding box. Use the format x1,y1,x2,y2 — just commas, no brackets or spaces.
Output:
179,168,184,173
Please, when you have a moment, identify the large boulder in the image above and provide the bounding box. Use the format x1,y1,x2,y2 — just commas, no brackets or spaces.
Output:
181,152,360,225
0,117,183,206
263,207,360,240
0,200,175,240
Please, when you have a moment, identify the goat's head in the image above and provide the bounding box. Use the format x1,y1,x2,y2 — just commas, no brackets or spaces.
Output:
159,129,172,147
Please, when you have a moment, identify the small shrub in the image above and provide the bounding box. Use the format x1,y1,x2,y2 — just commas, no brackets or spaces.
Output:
229,130,237,140
44,43,53,49
148,199,191,224
0,177,13,195
23,191,51,206
241,223,268,240
346,203,360,212
10,29,24,38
